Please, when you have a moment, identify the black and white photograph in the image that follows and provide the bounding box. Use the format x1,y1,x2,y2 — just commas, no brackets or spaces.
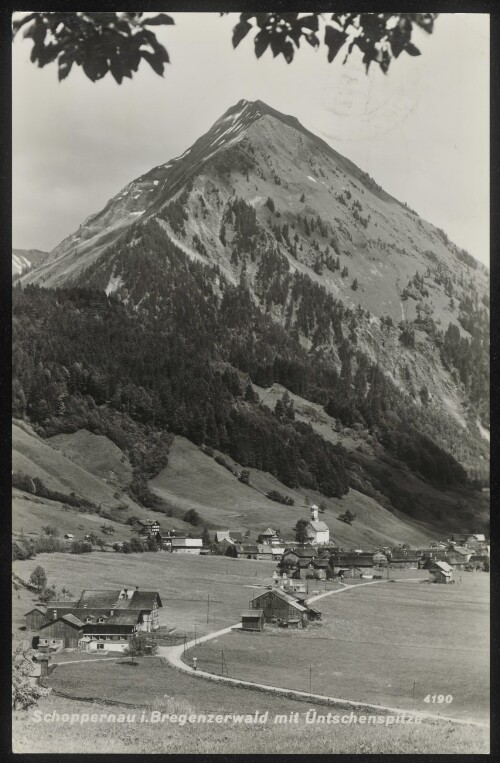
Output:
11,10,490,754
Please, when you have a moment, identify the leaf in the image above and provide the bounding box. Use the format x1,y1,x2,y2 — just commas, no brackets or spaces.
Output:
57,56,73,81
142,14,174,26
324,25,347,63
141,50,166,76
12,12,39,35
254,31,269,59
270,36,283,58
305,33,319,49
405,42,421,56
299,15,319,32
232,20,252,48
282,41,294,64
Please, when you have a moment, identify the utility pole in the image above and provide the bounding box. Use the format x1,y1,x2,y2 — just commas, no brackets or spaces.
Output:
309,663,312,693
194,623,197,646
183,635,187,654
412,679,416,710
206,593,210,624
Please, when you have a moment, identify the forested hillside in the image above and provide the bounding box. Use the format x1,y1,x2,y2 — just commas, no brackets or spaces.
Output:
12,218,488,533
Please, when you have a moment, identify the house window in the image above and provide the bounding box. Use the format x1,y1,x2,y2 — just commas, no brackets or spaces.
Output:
97,643,104,650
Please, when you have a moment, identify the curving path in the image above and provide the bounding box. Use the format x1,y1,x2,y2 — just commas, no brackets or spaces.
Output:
157,580,488,728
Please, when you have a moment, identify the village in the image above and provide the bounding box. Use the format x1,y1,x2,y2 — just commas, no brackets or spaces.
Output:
23,504,489,660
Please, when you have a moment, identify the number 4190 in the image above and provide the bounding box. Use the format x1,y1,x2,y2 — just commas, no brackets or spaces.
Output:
423,694,453,704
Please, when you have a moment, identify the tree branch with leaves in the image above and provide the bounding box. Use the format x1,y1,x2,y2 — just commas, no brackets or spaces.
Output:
12,12,438,83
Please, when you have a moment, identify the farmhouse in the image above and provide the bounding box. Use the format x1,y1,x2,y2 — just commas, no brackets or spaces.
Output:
27,588,163,648
227,544,259,559
38,609,148,652
250,589,308,625
170,538,202,554
214,530,231,543
327,552,377,578
132,519,161,538
305,505,330,545
257,528,280,544
419,551,468,570
428,560,453,584
388,550,420,568
280,546,318,567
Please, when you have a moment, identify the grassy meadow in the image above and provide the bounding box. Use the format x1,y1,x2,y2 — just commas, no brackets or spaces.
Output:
190,573,489,722
14,659,489,754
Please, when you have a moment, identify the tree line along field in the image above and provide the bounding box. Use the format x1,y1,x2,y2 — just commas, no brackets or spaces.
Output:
189,574,489,723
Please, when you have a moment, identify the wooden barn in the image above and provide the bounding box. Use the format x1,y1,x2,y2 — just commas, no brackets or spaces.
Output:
241,610,265,631
250,589,308,625
428,560,453,584
39,613,85,649
24,607,47,631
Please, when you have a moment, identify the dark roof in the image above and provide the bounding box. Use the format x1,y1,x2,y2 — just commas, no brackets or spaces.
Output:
44,601,78,608
45,607,112,622
297,558,313,567
331,554,374,566
241,610,264,618
389,551,420,562
312,559,329,568
77,590,123,608
24,607,47,616
229,532,244,542
115,591,162,610
61,613,85,627
251,589,307,612
76,589,162,610
40,616,83,632
234,544,259,554
284,546,318,558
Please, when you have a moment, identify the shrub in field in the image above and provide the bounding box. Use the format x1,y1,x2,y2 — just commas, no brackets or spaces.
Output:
266,490,295,505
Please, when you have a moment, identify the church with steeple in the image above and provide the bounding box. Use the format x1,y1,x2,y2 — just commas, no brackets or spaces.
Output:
305,504,330,545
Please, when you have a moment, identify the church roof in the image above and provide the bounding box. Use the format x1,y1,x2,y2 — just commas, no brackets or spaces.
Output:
308,520,329,532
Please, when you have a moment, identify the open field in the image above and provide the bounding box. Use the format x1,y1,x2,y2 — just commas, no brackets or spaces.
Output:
13,657,488,754
13,552,276,638
190,574,489,722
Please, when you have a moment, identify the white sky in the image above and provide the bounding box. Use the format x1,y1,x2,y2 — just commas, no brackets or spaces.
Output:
12,13,489,266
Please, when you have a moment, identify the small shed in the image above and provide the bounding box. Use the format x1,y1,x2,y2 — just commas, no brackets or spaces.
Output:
64,534,74,540
241,609,264,632
429,560,453,584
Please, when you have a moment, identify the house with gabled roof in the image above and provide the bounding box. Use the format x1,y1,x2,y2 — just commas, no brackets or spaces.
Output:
428,560,453,584
250,588,321,625
132,519,161,537
30,587,162,646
